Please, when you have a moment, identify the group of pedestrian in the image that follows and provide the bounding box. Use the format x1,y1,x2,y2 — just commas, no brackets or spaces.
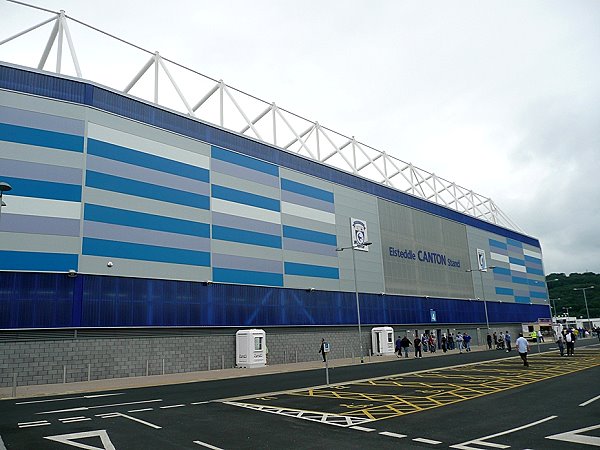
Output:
394,332,475,358
555,328,577,357
489,331,512,351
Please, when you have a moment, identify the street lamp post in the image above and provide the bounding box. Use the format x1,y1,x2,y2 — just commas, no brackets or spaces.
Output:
466,266,496,334
549,297,561,322
336,241,372,363
573,286,594,330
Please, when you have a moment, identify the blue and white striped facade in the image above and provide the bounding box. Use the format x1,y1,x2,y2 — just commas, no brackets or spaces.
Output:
0,63,550,329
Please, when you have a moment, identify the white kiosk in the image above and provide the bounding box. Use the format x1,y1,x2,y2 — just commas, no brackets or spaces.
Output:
236,329,267,368
371,326,395,356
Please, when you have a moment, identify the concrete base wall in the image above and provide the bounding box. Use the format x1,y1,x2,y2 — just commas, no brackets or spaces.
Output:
0,324,524,388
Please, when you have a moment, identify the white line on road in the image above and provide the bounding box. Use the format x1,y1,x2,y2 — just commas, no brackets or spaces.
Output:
450,415,557,450
350,425,375,432
60,418,92,423
15,393,123,405
547,424,600,446
193,440,224,449
37,399,163,414
128,408,154,413
58,416,87,421
413,437,442,445
96,412,162,429
160,404,186,409
191,401,210,405
579,394,600,407
18,422,51,428
379,431,407,439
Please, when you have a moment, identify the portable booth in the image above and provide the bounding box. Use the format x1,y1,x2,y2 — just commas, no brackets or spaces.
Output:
371,326,395,356
236,329,267,368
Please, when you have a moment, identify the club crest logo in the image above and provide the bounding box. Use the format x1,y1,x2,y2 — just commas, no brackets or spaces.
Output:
351,218,369,251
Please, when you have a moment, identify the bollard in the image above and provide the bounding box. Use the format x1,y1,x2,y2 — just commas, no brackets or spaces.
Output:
12,373,17,398
352,349,355,364
63,365,67,384
343,347,346,359
221,355,224,370
284,350,287,364
295,349,298,363
87,363,91,382
325,359,330,386
162,358,165,375
146,360,149,376
208,355,211,371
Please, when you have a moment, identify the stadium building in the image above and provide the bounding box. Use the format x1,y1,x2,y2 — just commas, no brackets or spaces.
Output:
0,10,550,387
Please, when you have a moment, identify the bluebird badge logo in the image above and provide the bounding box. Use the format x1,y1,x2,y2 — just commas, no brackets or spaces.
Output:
477,248,487,271
351,218,369,251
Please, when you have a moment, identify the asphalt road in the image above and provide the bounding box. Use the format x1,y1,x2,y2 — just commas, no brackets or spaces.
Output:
1,341,599,449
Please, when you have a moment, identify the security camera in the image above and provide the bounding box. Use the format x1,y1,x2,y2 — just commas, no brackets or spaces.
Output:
67,269,77,278
107,261,113,267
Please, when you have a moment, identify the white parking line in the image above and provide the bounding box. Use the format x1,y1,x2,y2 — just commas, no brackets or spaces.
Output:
128,408,154,413
160,404,185,409
379,431,407,439
17,421,51,428
450,415,557,449
413,437,442,445
193,440,224,449
579,394,600,407
350,425,375,432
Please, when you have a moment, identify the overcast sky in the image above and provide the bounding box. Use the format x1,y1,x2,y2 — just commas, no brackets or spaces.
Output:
1,0,599,275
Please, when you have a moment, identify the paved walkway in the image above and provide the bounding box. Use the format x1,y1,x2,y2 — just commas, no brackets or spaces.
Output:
0,344,499,400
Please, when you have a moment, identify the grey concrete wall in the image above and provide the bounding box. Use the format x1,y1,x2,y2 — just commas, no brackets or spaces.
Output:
0,324,524,388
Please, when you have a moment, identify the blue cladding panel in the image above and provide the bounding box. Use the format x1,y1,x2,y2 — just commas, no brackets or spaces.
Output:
212,268,283,287
496,287,514,296
87,139,209,182
515,296,530,304
284,262,340,279
86,171,210,209
489,239,508,250
211,146,279,177
0,250,78,272
507,238,523,248
511,276,529,285
0,272,74,328
84,204,210,237
530,291,548,299
0,272,551,328
82,238,210,266
509,257,525,265
212,185,280,212
525,255,542,264
493,267,511,276
212,225,282,248
281,178,334,203
0,123,84,152
526,267,544,276
1,176,81,202
282,225,337,246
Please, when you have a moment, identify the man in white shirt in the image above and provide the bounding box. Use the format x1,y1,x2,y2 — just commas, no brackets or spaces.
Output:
515,333,530,367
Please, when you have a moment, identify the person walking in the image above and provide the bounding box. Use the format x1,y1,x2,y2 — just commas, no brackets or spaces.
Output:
505,331,512,352
464,333,471,352
493,332,498,348
400,336,412,358
556,335,565,357
318,338,327,362
516,333,530,367
441,334,448,353
487,333,492,350
456,332,464,353
566,330,575,356
448,334,455,350
413,335,422,358
395,336,402,358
